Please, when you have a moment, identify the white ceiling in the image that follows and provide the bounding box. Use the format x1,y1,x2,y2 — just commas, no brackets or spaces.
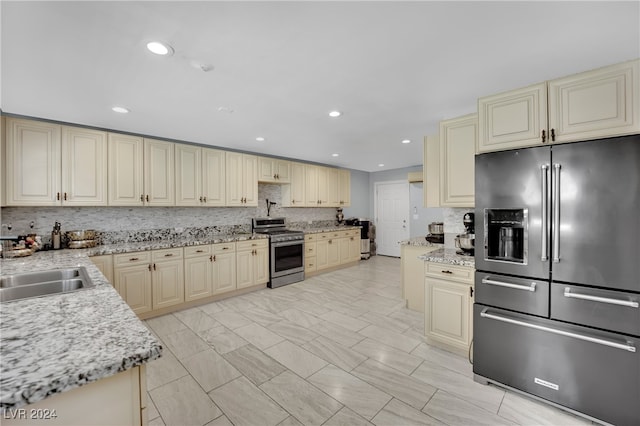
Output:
1,1,639,172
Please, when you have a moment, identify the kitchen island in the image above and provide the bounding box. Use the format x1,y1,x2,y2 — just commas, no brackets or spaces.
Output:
400,237,441,312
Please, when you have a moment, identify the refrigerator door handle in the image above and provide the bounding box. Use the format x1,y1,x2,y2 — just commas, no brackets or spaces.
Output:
482,277,537,292
564,287,639,308
480,308,636,353
552,163,561,263
541,164,549,261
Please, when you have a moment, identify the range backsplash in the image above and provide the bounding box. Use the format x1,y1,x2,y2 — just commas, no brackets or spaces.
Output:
0,184,336,245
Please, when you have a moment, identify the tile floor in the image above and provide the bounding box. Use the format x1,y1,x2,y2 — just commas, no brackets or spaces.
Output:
144,256,592,426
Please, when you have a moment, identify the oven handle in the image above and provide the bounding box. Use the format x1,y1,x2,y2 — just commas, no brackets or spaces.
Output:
564,287,639,308
271,240,304,248
481,277,536,292
480,308,636,353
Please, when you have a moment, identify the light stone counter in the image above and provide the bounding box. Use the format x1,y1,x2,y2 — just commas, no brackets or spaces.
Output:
400,236,442,248
418,248,475,268
297,225,361,234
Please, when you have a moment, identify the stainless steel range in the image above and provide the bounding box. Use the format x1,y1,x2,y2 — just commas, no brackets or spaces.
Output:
252,217,304,288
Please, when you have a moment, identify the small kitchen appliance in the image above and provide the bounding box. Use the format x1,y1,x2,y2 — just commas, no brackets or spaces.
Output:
252,217,304,288
426,222,444,244
454,213,475,255
345,218,372,259
336,208,344,225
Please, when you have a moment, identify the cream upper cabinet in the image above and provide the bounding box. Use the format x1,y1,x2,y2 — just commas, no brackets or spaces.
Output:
258,157,290,183
439,114,476,207
143,138,175,206
108,133,144,206
281,162,305,206
175,145,225,206
316,166,329,206
423,133,440,208
338,169,351,207
477,83,547,153
304,164,319,206
226,152,257,206
548,59,640,143
326,167,340,207
4,119,109,207
478,59,640,153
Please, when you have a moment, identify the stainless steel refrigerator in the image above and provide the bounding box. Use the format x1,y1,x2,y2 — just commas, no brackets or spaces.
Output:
473,135,640,425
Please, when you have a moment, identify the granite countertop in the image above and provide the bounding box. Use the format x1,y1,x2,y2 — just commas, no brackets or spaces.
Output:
400,236,442,248
418,248,475,268
300,225,361,234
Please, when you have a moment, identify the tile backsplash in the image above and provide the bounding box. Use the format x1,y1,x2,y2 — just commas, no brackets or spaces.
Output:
0,184,336,244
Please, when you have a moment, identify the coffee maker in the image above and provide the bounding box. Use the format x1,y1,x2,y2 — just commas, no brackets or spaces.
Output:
455,212,475,255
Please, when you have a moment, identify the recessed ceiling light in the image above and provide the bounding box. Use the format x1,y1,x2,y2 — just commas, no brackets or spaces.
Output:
328,111,342,118
112,106,129,114
401,139,411,144
378,163,385,167
332,153,339,157
146,41,174,56
256,137,265,142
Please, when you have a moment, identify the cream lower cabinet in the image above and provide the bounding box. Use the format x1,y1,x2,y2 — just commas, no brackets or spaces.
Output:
306,230,360,276
113,252,153,315
184,243,236,301
235,240,268,289
304,235,317,272
151,248,184,310
213,243,237,294
478,59,640,153
424,261,474,356
2,365,146,426
439,114,476,207
401,245,439,312
90,254,114,284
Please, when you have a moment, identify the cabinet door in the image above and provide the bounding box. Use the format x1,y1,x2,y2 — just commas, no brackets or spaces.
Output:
316,166,329,206
90,254,114,287
5,118,61,206
202,148,226,206
61,126,108,206
425,277,471,350
283,162,305,206
439,114,476,207
152,258,184,309
175,144,201,206
242,154,258,206
548,59,640,143
225,152,244,206
184,255,213,301
326,168,340,207
338,237,350,264
115,265,152,315
236,249,254,289
477,82,547,153
253,246,269,285
349,234,360,262
423,134,440,208
144,138,175,206
327,238,340,268
315,239,329,270
338,169,351,207
258,157,276,182
213,251,236,294
108,133,144,206
304,165,318,207
274,160,291,183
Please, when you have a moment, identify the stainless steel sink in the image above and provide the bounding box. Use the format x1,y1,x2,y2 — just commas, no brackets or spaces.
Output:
0,267,95,302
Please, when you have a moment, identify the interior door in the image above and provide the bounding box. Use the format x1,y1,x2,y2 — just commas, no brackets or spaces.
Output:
375,181,410,257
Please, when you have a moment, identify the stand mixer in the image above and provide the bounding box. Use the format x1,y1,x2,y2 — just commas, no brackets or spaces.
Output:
455,212,475,255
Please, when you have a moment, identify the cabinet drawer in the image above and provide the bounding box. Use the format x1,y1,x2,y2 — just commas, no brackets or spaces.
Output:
305,256,317,272
425,262,473,283
317,233,329,240
305,234,316,242
213,242,237,253
236,239,266,251
305,242,316,255
114,251,151,267
184,245,212,258
551,283,640,336
152,247,183,261
475,272,549,317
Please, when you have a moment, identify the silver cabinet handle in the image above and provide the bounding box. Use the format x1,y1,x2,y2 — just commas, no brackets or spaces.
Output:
541,164,549,261
564,287,639,308
552,163,561,263
482,278,536,292
480,309,636,353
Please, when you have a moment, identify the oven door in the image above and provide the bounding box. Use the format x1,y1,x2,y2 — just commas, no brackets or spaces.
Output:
271,240,304,278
